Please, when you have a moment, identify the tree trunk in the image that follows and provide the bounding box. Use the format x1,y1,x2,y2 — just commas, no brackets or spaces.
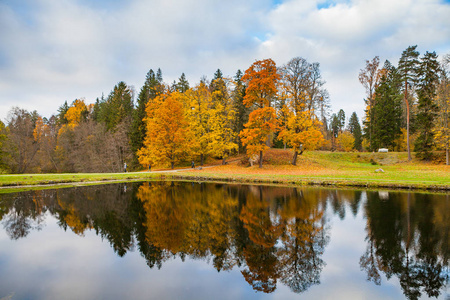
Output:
405,80,412,161
171,161,174,169
259,150,263,168
200,154,204,166
292,151,298,166
446,145,449,166
222,156,226,165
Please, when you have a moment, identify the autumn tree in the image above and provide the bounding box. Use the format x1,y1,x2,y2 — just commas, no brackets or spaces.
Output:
138,92,191,169
130,69,164,166
433,54,450,165
359,56,382,150
278,57,325,164
208,76,238,164
240,59,280,168
398,46,420,161
415,51,440,160
2,108,41,173
336,131,355,152
184,82,211,165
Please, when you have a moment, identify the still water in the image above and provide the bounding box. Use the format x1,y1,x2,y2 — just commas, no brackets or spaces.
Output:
0,182,448,300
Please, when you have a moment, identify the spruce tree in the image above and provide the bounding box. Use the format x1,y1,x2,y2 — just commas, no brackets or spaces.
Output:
348,112,362,151
415,51,440,160
176,73,190,93
231,70,248,151
371,61,403,150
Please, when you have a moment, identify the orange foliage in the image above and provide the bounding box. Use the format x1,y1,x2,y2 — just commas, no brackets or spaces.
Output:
242,59,280,108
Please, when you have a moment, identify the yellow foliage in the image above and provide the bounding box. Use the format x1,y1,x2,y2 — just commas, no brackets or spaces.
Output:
336,131,355,152
137,92,191,168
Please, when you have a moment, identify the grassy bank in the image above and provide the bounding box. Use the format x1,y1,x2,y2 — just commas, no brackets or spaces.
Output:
169,150,450,191
0,172,162,187
0,150,449,191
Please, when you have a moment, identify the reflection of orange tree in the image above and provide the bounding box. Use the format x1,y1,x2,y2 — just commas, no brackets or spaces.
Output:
239,188,282,293
138,182,190,254
57,195,92,236
137,182,239,270
276,190,329,293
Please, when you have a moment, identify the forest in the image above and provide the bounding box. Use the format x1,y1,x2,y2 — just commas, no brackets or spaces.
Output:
0,46,449,174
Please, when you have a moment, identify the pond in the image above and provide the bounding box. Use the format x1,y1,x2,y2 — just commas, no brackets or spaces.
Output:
0,181,448,299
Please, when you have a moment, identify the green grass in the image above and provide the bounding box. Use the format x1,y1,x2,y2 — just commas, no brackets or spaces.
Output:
0,151,449,191
0,172,162,187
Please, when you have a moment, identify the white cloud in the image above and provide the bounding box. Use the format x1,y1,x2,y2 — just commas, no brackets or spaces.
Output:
0,0,449,123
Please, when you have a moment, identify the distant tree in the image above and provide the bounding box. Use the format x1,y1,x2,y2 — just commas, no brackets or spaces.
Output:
97,81,134,131
240,59,280,168
2,107,40,173
415,51,441,160
398,45,420,161
0,120,7,171
337,109,346,132
336,131,355,152
56,100,69,126
176,73,190,93
348,112,362,151
231,70,248,152
359,56,382,150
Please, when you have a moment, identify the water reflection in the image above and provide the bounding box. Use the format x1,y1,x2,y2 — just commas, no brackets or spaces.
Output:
0,182,448,299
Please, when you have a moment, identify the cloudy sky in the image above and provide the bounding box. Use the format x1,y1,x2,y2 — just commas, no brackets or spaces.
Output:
1,0,449,123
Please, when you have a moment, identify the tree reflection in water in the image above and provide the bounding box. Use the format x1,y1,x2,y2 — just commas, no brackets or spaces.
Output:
0,182,448,297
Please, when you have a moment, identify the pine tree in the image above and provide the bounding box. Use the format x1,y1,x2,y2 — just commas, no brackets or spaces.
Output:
176,73,190,93
232,70,248,152
371,61,403,150
398,45,420,161
415,51,440,160
348,112,362,151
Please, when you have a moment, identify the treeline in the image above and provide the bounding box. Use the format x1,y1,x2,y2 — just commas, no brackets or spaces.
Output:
359,46,450,163
0,57,336,173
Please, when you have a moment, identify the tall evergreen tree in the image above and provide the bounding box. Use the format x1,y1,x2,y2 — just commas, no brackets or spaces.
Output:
415,51,440,160
176,73,190,93
232,70,248,152
348,112,362,151
398,45,420,161
337,109,346,133
95,82,134,131
371,61,403,150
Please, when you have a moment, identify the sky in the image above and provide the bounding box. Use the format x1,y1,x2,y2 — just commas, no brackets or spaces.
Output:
1,0,449,124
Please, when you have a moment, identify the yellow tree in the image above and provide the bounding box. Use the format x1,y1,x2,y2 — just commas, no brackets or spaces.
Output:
207,77,238,164
240,59,280,168
278,93,324,165
138,92,191,169
336,131,355,152
184,83,211,165
433,56,450,165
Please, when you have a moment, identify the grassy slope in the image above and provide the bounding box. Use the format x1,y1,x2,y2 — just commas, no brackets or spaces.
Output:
0,150,448,190
169,150,450,190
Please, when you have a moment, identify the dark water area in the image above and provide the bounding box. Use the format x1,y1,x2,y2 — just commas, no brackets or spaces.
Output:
0,182,448,300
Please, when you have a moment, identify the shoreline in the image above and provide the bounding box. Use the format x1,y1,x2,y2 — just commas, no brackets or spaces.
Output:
1,168,449,193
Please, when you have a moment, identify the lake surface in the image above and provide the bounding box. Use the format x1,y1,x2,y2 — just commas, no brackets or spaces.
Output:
0,181,448,300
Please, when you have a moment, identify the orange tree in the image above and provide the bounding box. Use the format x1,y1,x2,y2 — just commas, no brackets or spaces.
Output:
239,59,280,168
138,92,191,169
